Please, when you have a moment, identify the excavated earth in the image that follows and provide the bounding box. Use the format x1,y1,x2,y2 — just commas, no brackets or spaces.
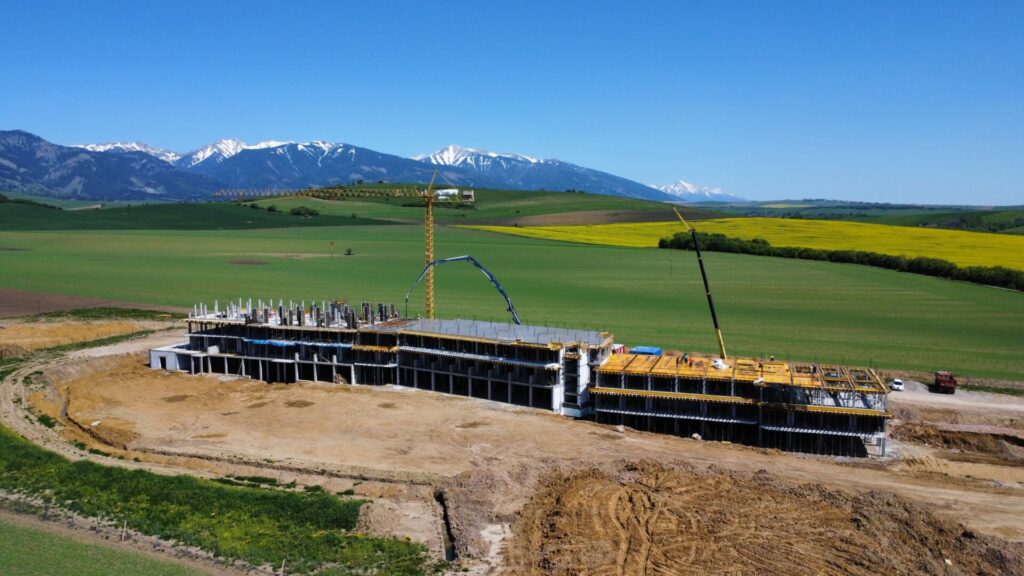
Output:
506,461,1024,576
5,326,1024,575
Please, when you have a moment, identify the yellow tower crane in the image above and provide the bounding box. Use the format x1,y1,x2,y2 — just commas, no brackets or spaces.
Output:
215,171,471,319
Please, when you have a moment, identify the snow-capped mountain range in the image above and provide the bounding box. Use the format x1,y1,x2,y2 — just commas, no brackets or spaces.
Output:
177,138,295,168
74,141,183,164
653,180,742,202
415,144,542,167
5,131,741,202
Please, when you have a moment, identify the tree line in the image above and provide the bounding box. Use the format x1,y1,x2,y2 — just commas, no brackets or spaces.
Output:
659,231,1024,291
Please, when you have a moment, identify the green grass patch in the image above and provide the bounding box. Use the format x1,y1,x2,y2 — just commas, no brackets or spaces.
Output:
230,475,279,487
0,425,432,574
0,516,206,576
26,307,185,322
36,415,56,429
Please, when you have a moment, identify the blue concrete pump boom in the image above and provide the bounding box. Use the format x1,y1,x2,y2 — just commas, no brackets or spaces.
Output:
404,255,522,325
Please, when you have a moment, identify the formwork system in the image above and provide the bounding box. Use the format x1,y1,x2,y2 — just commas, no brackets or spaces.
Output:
591,353,889,456
151,301,612,417
151,300,889,456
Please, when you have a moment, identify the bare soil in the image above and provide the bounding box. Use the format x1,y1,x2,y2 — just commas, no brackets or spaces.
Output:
0,288,187,319
506,460,1024,576
5,328,1024,574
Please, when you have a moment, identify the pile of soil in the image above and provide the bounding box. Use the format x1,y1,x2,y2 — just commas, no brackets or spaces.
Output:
505,461,1024,576
893,422,1024,464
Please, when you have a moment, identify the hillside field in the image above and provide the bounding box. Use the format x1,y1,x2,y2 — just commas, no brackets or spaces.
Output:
1,222,1022,379
468,217,1024,270
244,187,691,224
0,515,205,576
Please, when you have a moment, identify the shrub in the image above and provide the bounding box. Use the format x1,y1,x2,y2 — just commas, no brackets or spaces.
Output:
288,206,320,217
660,232,1024,291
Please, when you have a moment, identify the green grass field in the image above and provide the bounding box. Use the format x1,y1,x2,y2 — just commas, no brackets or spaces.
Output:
0,188,681,231
862,208,1024,234
0,424,430,574
1,222,1021,379
245,187,683,224
0,202,391,230
0,516,207,576
1,192,154,209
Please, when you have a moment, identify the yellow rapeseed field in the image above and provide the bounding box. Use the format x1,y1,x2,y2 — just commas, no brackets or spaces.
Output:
466,218,1024,270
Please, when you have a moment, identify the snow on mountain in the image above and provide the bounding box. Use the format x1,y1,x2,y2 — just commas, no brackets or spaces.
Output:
653,180,743,202
415,144,541,168
177,139,295,168
74,141,182,163
4,130,219,200
415,144,675,201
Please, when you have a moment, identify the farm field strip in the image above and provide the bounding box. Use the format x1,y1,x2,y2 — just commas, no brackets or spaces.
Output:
1,224,1022,379
467,217,1024,270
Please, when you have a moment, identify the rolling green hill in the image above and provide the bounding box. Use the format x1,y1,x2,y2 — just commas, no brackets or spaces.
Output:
0,201,391,230
245,187,695,224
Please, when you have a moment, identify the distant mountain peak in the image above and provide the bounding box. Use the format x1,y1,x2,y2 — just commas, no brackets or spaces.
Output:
416,144,543,166
653,179,743,202
180,138,295,168
73,141,182,163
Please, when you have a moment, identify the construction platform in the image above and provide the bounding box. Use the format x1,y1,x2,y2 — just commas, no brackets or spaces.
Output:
592,352,889,457
151,300,889,456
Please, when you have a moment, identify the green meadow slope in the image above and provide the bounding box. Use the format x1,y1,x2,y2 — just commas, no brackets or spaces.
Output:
0,516,207,576
1,220,1021,380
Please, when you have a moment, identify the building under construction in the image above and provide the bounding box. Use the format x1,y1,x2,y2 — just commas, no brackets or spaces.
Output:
151,298,889,457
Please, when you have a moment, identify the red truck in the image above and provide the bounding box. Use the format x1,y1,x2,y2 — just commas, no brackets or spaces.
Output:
932,371,957,394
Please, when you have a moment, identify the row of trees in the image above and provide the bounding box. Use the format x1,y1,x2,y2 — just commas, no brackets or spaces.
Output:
659,231,1024,291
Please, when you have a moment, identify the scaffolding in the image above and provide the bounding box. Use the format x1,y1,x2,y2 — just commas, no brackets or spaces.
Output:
591,353,889,456
151,300,889,457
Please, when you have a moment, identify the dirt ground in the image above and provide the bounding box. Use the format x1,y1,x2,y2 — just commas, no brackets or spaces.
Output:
0,288,187,319
0,320,144,357
505,461,1024,576
6,328,1024,574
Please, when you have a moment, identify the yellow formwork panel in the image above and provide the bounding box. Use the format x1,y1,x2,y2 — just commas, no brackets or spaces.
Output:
651,355,682,376
595,353,887,394
597,354,636,373
623,354,660,375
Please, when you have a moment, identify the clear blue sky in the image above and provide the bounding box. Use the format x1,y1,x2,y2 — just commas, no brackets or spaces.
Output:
2,1,1021,204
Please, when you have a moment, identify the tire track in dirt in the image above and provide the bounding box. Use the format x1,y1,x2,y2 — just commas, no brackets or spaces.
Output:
506,461,1024,576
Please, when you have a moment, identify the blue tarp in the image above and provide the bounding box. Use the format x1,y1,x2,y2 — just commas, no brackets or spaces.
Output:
241,338,351,348
631,346,663,356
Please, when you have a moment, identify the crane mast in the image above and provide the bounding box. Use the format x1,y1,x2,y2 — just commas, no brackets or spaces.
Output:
673,207,728,360
216,170,460,320
422,171,437,319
